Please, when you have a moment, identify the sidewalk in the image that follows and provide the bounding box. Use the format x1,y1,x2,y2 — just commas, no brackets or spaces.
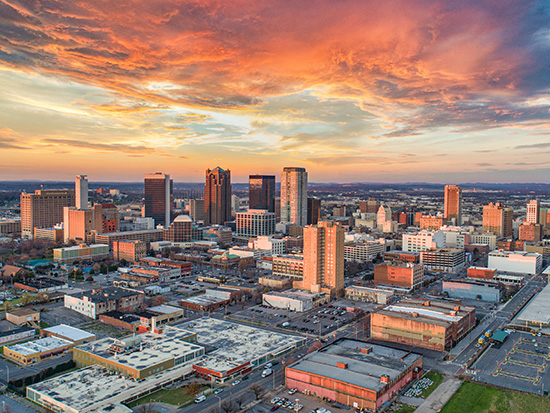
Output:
414,377,462,413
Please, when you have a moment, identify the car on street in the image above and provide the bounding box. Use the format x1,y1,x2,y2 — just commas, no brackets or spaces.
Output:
194,395,206,403
232,380,241,386
214,388,224,394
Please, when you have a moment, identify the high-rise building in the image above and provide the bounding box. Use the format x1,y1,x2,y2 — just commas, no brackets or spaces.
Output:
236,209,276,236
307,198,321,225
249,175,275,212
144,173,173,227
377,205,392,229
482,203,513,238
204,167,231,225
75,175,88,210
163,215,203,242
444,185,462,225
527,200,540,224
281,167,307,226
64,204,119,243
21,190,75,239
189,199,205,222
359,198,380,214
298,221,344,296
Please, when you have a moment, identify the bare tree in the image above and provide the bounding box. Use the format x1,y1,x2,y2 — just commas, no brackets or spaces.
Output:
234,394,246,410
184,381,202,398
249,383,264,400
134,404,156,413
221,400,236,413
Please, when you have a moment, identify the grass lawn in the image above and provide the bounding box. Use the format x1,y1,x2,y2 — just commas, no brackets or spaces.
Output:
393,404,416,413
127,385,209,408
421,370,445,398
441,382,550,413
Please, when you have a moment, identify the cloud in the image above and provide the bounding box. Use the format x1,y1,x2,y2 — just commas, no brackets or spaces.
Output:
41,138,188,158
515,142,550,149
0,128,29,149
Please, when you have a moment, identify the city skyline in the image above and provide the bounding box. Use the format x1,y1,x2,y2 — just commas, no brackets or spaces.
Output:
1,1,549,183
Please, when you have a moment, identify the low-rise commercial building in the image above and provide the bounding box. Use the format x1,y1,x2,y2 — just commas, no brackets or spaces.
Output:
259,276,292,290
138,257,192,275
420,248,466,273
0,327,35,346
262,290,328,312
344,285,394,304
93,229,163,250
64,287,145,319
384,250,420,264
6,308,40,325
467,266,497,280
370,299,476,351
180,294,230,312
121,265,182,285
41,324,97,345
442,280,501,302
488,250,543,275
4,336,74,364
285,338,422,412
180,318,305,383
53,244,109,263
73,326,203,379
249,236,286,256
33,227,64,243
14,277,68,293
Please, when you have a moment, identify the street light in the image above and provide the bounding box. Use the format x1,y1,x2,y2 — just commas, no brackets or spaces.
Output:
214,395,222,412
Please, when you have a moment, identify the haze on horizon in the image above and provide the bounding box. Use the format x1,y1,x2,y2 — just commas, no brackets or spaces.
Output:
0,0,549,183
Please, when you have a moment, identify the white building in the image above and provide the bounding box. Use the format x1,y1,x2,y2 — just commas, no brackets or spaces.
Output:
344,241,385,262
440,226,470,249
402,230,446,253
262,291,313,312
470,233,498,250
236,209,276,236
249,235,286,256
488,250,543,275
377,205,392,230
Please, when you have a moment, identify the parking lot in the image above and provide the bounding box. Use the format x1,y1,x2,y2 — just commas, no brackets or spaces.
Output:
472,331,550,394
249,387,353,413
279,305,356,337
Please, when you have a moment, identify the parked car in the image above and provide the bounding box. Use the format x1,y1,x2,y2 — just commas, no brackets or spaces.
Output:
194,395,206,403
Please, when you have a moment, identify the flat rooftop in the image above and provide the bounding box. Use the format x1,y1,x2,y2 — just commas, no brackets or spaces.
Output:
76,327,202,371
43,325,96,342
288,338,421,392
68,287,141,303
380,298,474,324
147,305,182,315
516,283,550,325
181,294,229,306
180,318,304,374
8,337,73,356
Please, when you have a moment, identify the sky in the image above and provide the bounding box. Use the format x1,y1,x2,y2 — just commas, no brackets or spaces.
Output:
0,0,549,183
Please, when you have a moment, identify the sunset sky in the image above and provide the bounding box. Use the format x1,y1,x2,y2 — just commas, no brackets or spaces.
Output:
0,0,549,183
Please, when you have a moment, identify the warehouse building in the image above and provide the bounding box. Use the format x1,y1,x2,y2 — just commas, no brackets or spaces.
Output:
488,250,543,275
442,280,501,303
0,327,35,346
41,324,97,345
73,326,203,379
285,338,422,412
181,318,305,383
345,285,394,304
6,308,40,326
14,277,68,293
370,298,476,351
180,294,230,312
515,283,550,329
262,290,328,312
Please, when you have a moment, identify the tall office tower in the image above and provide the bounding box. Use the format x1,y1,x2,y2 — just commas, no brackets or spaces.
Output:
249,175,276,212
281,167,307,226
301,221,345,295
75,175,88,210
527,200,540,224
189,199,205,222
144,173,173,227
377,204,392,229
307,198,321,225
359,198,380,214
482,202,513,238
444,185,462,225
21,189,75,239
204,167,231,225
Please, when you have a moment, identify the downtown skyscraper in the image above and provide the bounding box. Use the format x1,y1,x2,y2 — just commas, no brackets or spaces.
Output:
280,167,307,226
144,172,173,227
249,175,275,212
204,167,232,225
444,184,462,225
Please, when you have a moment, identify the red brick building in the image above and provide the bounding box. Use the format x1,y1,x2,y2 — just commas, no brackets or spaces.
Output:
285,339,422,412
467,267,496,280
113,240,146,262
374,263,424,290
519,223,542,242
370,299,476,352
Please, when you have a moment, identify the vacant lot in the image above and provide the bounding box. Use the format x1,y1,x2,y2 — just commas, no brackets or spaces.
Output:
441,382,550,413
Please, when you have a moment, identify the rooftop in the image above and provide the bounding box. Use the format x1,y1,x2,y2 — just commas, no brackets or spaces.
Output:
181,294,229,306
288,338,421,392
8,337,72,356
147,305,182,315
68,287,142,303
43,325,96,342
516,283,550,325
76,326,202,371
180,318,304,374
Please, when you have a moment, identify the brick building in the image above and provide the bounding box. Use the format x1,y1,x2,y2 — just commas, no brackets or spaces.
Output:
374,263,424,290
